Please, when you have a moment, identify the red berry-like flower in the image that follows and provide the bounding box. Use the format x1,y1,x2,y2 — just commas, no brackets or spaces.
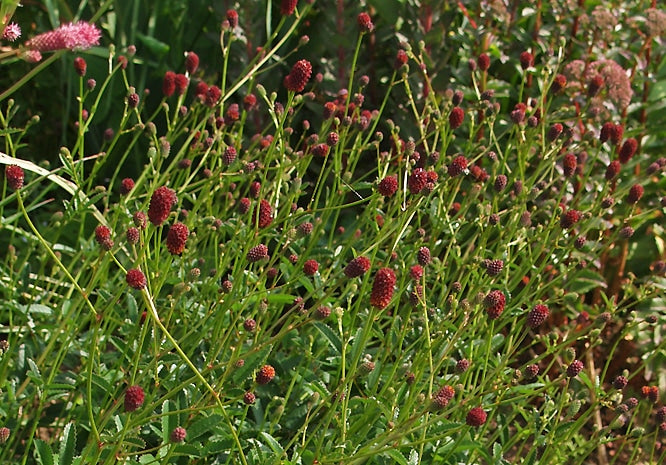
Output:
483,259,503,276
378,175,398,197
127,92,139,108
126,227,140,244
587,75,604,97
432,385,455,409
284,59,312,93
94,225,111,244
527,304,549,328
256,364,276,384
417,246,431,266
560,209,581,229
280,0,297,15
483,290,506,320
449,106,465,129
238,197,251,214
170,426,186,443
563,153,577,178
205,85,221,107
303,259,319,276
163,71,176,97
243,391,256,405
344,256,371,278
619,138,638,164
394,49,408,69
409,265,424,281
255,199,273,228
357,13,374,32
466,407,487,427
227,9,239,28
166,222,189,255
120,177,135,195
174,74,189,95
312,143,329,157
494,175,507,192
600,122,614,142
223,146,237,166
126,269,147,290
610,124,624,145
370,268,396,309
247,244,269,262
124,385,145,412
551,74,567,93
605,161,621,180
185,51,199,75
566,360,584,378
315,306,331,320
148,186,177,226
407,168,428,194
0,426,9,443
613,375,628,390
448,155,468,177
519,51,533,70
73,56,87,76
133,211,147,229
641,385,659,402
477,53,490,71
5,165,24,190
547,123,563,141
627,184,643,204
525,364,539,379
455,358,470,373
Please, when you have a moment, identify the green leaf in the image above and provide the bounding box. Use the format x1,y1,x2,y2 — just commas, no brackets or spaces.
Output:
27,358,43,385
34,439,55,465
259,432,284,455
58,422,76,465
313,322,342,354
566,269,607,294
382,448,408,465
231,344,274,384
162,400,176,444
135,32,170,56
186,414,222,442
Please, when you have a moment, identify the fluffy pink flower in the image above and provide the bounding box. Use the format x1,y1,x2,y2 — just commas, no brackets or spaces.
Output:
2,23,21,42
25,21,101,52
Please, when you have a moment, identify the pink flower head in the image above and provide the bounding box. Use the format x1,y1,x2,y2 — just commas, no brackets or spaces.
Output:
2,23,21,42
26,21,101,52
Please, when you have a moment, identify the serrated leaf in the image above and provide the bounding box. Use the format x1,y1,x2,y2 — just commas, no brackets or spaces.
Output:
27,358,43,383
312,322,341,354
186,414,222,442
59,422,76,465
259,432,284,455
382,448,407,465
407,449,419,465
162,400,175,444
34,439,54,465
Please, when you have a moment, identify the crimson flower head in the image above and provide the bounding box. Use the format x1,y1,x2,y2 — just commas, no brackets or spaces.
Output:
377,175,398,197
281,0,297,16
163,71,176,97
519,51,533,69
148,186,177,226
483,290,506,320
126,269,147,290
477,53,490,71
370,268,396,309
255,199,273,228
449,107,464,129
226,10,239,28
303,259,319,276
256,364,276,384
284,59,312,93
124,385,145,412
166,222,189,255
344,256,371,278
627,184,644,204
618,138,638,164
25,21,101,52
357,13,374,32
5,165,24,190
73,57,87,76
560,209,581,229
185,52,199,75
448,155,468,177
466,407,487,427
527,304,549,328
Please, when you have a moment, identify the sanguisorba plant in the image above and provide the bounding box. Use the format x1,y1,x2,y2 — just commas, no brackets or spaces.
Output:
1,1,666,464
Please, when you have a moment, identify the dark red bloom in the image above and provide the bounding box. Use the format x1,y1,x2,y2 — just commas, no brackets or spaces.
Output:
613,375,628,390
610,124,624,145
5,165,24,190
124,385,145,412
255,199,273,228
370,268,396,309
344,256,371,278
223,146,237,166
120,177,135,194
519,51,533,70
494,175,508,192
551,74,567,93
226,10,239,28
357,12,374,32
312,143,329,157
174,74,189,95
127,93,139,108
449,106,465,129
567,360,584,378
394,49,408,69
448,156,468,177
73,56,87,76
205,85,221,107
163,71,176,97
477,53,490,71
247,244,268,262
560,209,581,229
95,225,113,250
238,197,251,214
303,259,319,276
256,364,276,384
280,0,297,15
148,186,177,226
619,138,638,164
483,259,503,276
627,184,643,204
166,222,189,255
126,227,140,244
417,246,431,266
409,265,423,280
185,51,199,75
170,426,186,443
431,385,455,409
641,385,659,403
243,93,257,110
284,59,312,93
600,122,614,143
527,304,549,328
563,153,577,177
243,391,256,404
587,75,604,97
378,175,398,197
466,407,487,427
547,123,563,141
483,290,506,319
126,269,147,290
407,168,428,194
605,161,621,180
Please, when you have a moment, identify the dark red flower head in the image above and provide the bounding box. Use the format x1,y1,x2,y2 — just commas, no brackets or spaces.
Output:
166,222,189,255
303,259,319,276
627,184,643,204
170,426,186,443
256,364,276,384
449,106,465,129
124,385,145,412
185,51,199,75
407,168,428,194
560,209,581,229
527,304,549,328
370,268,396,309
519,51,533,70
605,161,621,180
378,175,398,197
618,138,638,164
483,290,506,319
344,256,371,278
566,360,584,378
255,199,273,228
226,10,239,28
280,0,297,16
357,13,374,32
73,56,87,76
163,71,176,97
466,407,487,427
247,244,269,262
551,74,567,94
148,186,177,226
126,269,147,290
448,155,468,177
5,165,24,190
284,59,312,93
477,53,490,71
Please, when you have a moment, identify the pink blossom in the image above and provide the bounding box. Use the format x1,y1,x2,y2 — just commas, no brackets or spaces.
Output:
2,23,21,42
25,21,101,52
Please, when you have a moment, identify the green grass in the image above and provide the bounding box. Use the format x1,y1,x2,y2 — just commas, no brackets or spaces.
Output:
1,1,665,464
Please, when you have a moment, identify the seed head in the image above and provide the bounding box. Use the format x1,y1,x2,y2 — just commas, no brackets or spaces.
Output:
527,304,549,328
170,426,186,443
378,175,398,197
255,199,273,228
126,269,147,290
166,222,189,255
344,256,371,278
656,406,666,423
247,244,269,262
560,210,581,229
303,259,319,276
563,153,577,177
409,265,424,281
284,59,312,93
483,290,506,319
185,51,199,75
605,161,621,180
619,226,634,239
619,138,638,164
357,13,374,32
148,186,177,226
133,211,147,229
223,146,237,166
613,375,628,390
448,155,468,177
477,53,490,71
519,51,533,69
627,184,643,204
5,165,24,190
566,360,584,378
127,92,139,108
466,407,487,427
370,268,396,309
256,364,276,384
449,106,465,129
483,259,503,276
124,385,145,412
